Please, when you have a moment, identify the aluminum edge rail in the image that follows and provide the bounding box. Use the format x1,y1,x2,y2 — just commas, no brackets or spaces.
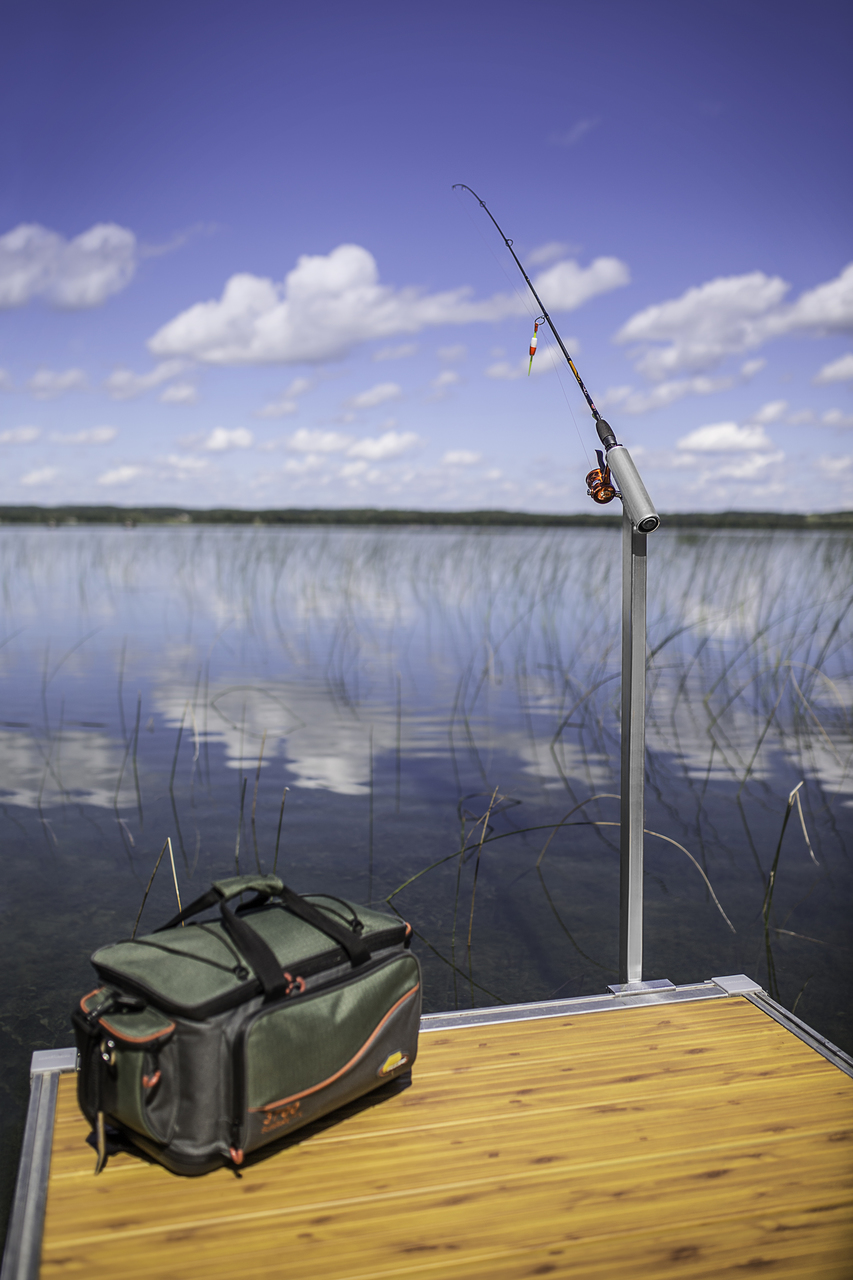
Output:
4,980,852,1278
1,1049,76,1280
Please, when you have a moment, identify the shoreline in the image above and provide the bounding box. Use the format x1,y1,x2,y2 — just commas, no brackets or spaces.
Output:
1,505,851,530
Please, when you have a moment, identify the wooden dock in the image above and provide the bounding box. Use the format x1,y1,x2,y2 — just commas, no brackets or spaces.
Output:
11,979,852,1279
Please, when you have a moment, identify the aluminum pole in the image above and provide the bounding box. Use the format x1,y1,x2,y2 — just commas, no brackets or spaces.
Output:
619,512,647,983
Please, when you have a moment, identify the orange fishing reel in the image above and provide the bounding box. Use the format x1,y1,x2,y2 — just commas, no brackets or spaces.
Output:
586,449,618,505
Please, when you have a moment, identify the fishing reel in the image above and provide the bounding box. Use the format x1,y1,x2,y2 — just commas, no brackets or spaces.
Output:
586,449,618,505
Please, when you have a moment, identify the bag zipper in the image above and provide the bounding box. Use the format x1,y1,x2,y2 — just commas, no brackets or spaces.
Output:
97,923,409,1021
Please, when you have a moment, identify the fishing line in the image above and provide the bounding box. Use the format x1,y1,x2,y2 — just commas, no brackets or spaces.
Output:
546,341,593,467
453,184,600,467
453,188,541,327
453,184,601,422
453,187,591,464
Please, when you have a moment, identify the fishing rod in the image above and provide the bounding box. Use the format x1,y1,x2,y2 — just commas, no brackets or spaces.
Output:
453,183,659,532
453,183,601,423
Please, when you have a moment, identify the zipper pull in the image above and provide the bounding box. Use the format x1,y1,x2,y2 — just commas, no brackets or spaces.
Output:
230,1119,243,1166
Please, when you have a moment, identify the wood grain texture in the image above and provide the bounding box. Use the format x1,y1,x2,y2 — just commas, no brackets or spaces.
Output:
40,996,853,1278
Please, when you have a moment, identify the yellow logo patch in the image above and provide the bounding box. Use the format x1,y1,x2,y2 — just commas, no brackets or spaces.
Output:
379,1050,409,1077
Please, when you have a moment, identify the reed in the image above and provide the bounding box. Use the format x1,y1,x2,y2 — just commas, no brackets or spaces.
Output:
131,839,169,939
273,785,288,873
1,524,850,1025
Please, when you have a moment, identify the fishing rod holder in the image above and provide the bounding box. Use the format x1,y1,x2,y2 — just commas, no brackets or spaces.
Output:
453,184,661,985
605,446,660,535
598,425,661,984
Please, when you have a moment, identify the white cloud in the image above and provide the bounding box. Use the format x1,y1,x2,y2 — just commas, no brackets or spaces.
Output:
485,360,523,381
527,243,572,267
535,257,629,312
740,358,766,379
430,369,461,400
348,381,402,410
203,427,253,451
0,369,13,390
549,118,600,148
339,460,369,479
256,376,313,418
749,399,788,424
780,264,853,335
484,347,566,381
373,343,417,361
442,450,481,465
602,376,731,413
282,454,327,475
598,385,633,410
0,426,40,443
617,263,853,381
162,454,210,474
97,465,143,486
104,360,185,399
616,272,789,379
28,368,87,398
147,243,629,366
347,430,420,460
599,360,768,414
710,452,784,479
286,377,313,397
49,426,117,444
21,466,59,486
814,352,853,384
256,397,297,419
160,383,198,404
822,409,853,427
288,428,353,454
0,222,136,309
677,422,772,452
437,344,467,362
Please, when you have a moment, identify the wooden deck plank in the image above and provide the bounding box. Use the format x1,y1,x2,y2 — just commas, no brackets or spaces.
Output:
40,996,853,1278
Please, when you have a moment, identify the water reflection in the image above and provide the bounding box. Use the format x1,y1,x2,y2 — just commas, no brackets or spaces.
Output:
0,525,849,1044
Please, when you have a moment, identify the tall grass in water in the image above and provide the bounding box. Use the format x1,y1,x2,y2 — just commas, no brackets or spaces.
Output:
0,525,850,1027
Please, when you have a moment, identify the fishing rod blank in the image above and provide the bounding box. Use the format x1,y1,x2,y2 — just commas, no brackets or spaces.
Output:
453,182,660,533
453,183,601,421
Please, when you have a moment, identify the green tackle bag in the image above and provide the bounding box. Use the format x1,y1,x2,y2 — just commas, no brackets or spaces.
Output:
71,874,421,1175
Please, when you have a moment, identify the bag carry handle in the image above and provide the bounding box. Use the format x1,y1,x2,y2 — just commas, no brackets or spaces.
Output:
154,875,370,998
218,902,290,1001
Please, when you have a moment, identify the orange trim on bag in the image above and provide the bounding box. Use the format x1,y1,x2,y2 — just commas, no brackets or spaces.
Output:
97,1016,176,1045
80,986,175,1043
250,981,420,1114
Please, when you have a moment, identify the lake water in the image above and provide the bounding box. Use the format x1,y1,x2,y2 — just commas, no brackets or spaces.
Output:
1,524,851,1223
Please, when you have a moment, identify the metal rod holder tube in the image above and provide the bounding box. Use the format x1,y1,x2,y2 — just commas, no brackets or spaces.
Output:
619,512,647,983
607,446,660,533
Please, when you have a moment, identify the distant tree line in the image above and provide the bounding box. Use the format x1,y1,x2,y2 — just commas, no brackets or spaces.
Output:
0,505,851,530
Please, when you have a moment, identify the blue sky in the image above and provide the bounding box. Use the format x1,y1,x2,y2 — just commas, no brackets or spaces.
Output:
1,0,851,513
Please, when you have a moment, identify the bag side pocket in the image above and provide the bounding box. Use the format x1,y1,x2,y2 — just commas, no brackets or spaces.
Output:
74,987,179,1145
236,953,421,1157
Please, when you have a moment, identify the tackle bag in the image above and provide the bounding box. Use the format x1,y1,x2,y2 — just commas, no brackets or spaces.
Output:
72,874,421,1175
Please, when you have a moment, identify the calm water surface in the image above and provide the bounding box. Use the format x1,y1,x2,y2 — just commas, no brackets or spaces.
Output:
1,524,851,1223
